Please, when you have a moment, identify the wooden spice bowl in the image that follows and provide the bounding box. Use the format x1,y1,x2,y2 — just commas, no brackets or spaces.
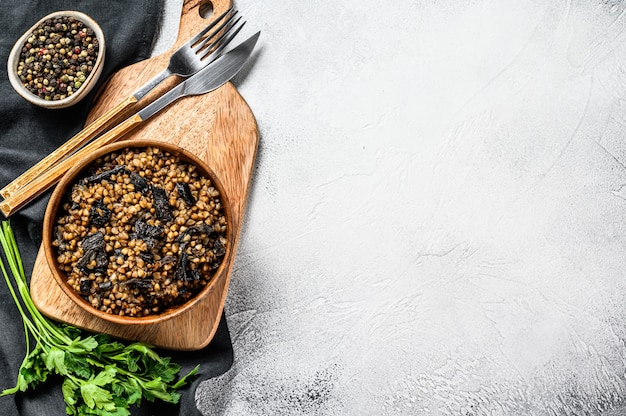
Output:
7,10,105,109
42,140,235,327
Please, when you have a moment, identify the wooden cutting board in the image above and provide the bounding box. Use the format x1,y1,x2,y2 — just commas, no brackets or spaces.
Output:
29,0,258,351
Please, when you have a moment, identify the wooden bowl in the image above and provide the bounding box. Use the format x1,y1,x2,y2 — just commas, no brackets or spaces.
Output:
42,140,234,327
7,10,105,109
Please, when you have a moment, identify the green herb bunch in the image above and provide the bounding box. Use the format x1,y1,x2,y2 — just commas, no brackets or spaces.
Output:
0,221,198,415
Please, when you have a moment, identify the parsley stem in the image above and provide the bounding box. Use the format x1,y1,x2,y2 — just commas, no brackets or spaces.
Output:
0,230,41,343
0,224,70,348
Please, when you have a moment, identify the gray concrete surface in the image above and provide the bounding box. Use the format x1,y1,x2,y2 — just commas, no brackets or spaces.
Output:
159,1,626,415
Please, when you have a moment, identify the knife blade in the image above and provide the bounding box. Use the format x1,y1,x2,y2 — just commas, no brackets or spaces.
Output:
0,31,261,217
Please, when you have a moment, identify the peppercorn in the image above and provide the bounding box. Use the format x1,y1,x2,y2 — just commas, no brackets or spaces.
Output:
16,16,99,101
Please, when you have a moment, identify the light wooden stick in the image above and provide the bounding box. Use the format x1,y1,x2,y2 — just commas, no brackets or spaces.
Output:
0,114,144,217
0,95,138,200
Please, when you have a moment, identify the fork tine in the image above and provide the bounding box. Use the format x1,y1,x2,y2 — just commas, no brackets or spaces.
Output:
190,10,239,52
197,15,243,55
186,6,234,48
200,19,246,62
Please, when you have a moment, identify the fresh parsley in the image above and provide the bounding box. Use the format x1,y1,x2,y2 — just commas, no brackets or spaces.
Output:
0,221,199,415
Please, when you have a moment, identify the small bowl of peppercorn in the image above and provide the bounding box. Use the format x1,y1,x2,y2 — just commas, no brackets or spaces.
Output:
42,140,234,326
7,10,105,109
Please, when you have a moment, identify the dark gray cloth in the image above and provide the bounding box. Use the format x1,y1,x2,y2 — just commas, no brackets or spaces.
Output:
0,2,233,415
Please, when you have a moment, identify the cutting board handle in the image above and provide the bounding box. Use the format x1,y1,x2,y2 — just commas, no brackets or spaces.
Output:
172,0,233,53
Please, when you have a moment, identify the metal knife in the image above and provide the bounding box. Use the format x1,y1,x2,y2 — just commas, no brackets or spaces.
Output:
137,30,260,120
0,31,261,217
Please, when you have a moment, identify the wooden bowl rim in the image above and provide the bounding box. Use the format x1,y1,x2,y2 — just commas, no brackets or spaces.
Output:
7,10,106,109
42,139,235,326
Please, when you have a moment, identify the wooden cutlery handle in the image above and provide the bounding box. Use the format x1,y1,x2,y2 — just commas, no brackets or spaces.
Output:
0,114,143,217
0,95,138,200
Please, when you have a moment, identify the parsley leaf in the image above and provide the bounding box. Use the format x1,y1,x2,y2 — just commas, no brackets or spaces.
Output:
45,346,68,375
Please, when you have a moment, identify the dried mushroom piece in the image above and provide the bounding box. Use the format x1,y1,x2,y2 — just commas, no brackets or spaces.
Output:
77,246,108,275
175,222,216,242
174,252,200,281
89,199,111,228
150,185,173,222
139,251,154,264
80,279,93,295
77,232,108,275
131,219,164,250
82,165,127,184
213,239,226,257
130,172,148,192
126,278,153,292
159,255,177,266
81,231,105,252
176,182,196,206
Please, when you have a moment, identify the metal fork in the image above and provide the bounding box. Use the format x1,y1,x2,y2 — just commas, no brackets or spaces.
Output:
0,8,246,200
133,7,245,101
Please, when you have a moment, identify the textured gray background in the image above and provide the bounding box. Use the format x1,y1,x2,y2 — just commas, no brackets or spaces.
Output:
158,1,626,415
